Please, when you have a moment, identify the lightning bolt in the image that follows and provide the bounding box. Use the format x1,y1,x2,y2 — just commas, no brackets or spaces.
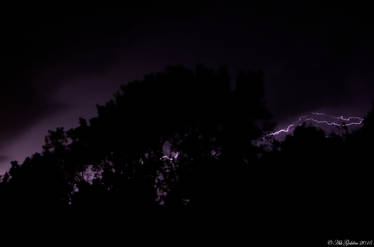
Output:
268,112,364,137
268,124,295,136
160,152,179,161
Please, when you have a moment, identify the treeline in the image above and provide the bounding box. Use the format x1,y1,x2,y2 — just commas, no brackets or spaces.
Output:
0,66,372,226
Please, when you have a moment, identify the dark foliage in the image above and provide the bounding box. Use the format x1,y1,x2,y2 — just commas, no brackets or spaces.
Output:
0,65,372,239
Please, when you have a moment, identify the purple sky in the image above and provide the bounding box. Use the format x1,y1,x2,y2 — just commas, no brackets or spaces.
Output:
1,4,374,173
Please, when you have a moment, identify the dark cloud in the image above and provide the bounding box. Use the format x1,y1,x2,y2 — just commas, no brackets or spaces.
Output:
0,155,9,163
0,6,134,149
1,3,374,171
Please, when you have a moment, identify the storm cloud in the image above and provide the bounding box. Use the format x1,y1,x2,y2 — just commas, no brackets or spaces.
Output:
1,3,374,171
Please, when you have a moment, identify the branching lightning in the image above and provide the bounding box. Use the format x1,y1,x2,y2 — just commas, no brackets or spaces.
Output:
268,112,364,137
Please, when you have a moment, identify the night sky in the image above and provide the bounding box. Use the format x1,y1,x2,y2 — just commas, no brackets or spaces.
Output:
1,3,374,172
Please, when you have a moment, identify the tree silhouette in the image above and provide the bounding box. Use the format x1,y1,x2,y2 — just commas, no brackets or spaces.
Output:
0,64,373,239
0,65,273,212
